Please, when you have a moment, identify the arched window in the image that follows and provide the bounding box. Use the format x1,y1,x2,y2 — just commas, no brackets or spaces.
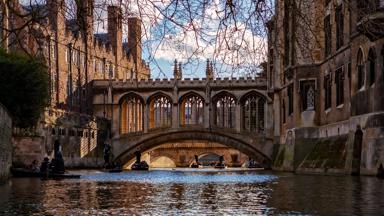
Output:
180,94,204,126
213,93,236,128
368,48,376,86
120,94,143,134
149,94,172,129
242,93,265,133
357,49,365,89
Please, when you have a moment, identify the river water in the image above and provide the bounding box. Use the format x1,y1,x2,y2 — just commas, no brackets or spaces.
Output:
0,169,383,215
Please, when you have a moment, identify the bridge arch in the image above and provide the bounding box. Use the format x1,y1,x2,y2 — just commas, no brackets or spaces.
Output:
150,155,177,168
113,129,272,167
118,91,145,104
212,91,238,102
178,91,206,103
146,91,173,105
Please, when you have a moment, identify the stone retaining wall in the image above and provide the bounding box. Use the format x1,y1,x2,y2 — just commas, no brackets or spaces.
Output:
0,103,12,183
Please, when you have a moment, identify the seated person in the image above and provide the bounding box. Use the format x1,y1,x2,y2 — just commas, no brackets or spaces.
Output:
40,157,50,174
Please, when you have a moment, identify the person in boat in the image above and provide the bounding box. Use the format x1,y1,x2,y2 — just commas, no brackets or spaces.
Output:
54,139,61,159
40,157,50,174
103,142,111,167
135,150,141,164
29,160,40,172
219,155,224,164
49,158,56,172
54,151,65,174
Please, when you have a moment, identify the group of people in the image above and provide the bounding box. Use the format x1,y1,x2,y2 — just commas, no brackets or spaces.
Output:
28,140,66,174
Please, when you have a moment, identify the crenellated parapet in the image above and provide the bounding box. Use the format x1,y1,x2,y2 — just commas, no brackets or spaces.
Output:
93,76,267,91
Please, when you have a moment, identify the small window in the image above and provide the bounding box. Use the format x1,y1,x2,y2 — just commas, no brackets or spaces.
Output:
69,129,75,136
335,67,344,106
368,48,376,86
335,5,344,50
324,74,332,110
300,80,316,111
288,84,294,115
357,49,365,89
324,15,332,57
77,130,83,137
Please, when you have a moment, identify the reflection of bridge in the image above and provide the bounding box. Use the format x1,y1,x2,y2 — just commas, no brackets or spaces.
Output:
92,77,274,167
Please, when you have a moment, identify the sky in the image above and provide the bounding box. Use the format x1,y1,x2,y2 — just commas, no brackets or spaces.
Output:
22,0,273,78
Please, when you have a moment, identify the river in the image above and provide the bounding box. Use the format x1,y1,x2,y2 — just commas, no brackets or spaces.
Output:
0,169,383,215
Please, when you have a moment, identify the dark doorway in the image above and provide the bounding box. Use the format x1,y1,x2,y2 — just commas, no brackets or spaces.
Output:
352,126,363,175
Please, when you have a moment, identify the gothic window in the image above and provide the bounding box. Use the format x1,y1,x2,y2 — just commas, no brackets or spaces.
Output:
336,5,344,50
149,94,172,129
300,80,316,111
242,93,265,133
335,67,344,106
288,84,294,115
368,48,376,86
180,94,204,126
324,15,331,57
120,94,144,134
324,74,332,110
357,49,365,90
213,93,236,129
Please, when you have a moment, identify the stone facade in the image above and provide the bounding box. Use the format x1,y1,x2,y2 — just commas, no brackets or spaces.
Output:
0,103,12,183
0,0,150,167
268,0,384,175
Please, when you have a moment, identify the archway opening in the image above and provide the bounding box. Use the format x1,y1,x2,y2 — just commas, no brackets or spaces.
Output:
198,153,221,166
150,156,176,168
120,137,268,169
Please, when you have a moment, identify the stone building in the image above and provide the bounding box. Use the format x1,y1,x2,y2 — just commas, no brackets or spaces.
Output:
268,0,384,175
0,0,150,167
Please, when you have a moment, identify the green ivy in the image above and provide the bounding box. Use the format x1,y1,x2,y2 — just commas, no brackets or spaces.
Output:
0,49,49,128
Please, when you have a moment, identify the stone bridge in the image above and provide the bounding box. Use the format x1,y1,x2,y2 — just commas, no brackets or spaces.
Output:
92,77,274,166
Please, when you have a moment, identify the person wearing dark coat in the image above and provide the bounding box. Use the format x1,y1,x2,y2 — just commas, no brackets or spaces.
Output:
54,151,65,174
40,157,50,174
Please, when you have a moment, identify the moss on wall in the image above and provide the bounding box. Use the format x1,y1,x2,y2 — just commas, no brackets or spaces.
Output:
299,135,349,169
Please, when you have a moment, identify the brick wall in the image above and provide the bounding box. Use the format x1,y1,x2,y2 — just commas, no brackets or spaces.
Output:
0,103,12,183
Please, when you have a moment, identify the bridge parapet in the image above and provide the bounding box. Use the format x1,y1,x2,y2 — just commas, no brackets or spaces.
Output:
93,76,267,90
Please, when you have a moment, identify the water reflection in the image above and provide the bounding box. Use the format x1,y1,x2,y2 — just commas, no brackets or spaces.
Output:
0,170,383,215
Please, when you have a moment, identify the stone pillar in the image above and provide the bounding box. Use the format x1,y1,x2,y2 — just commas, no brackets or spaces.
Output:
143,103,148,133
204,103,210,128
111,104,120,138
235,102,241,132
172,103,179,128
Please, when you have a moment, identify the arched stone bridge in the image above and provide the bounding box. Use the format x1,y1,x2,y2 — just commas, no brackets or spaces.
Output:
92,77,274,166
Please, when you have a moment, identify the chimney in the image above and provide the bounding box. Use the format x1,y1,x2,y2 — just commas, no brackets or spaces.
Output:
127,17,142,64
108,5,122,78
76,0,94,36
47,0,65,32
